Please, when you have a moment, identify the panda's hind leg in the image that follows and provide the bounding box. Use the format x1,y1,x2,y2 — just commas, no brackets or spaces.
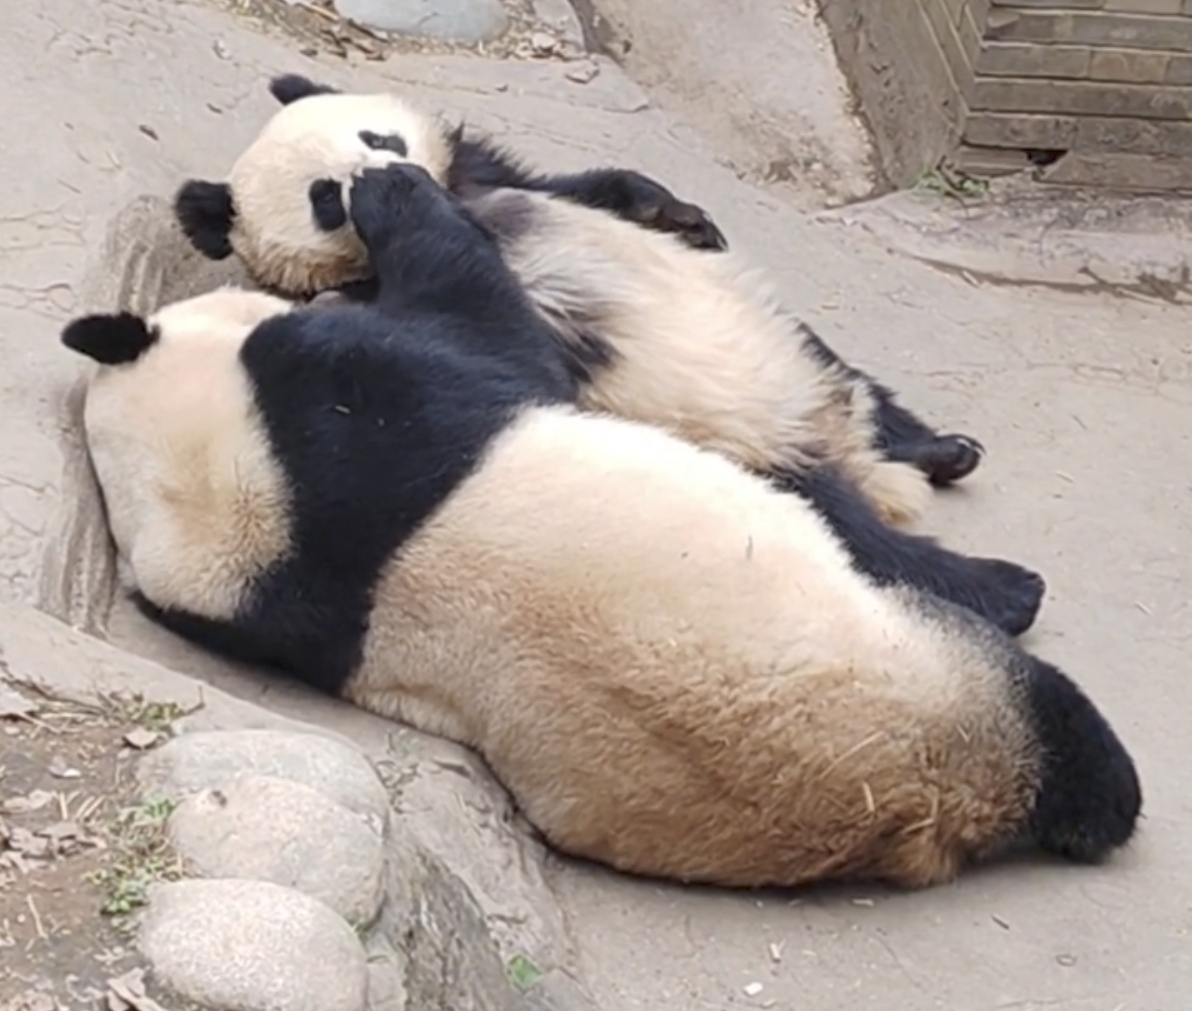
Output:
798,323,985,486
782,462,1046,636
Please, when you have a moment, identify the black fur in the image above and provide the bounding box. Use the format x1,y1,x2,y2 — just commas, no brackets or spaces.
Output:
908,591,1141,863
309,178,348,232
781,463,1045,637
798,324,985,486
61,313,158,365
269,73,339,105
1021,657,1142,862
141,164,575,693
359,129,409,158
444,127,728,252
174,180,236,260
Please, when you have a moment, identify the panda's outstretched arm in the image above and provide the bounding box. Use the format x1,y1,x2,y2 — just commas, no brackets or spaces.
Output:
524,168,729,253
346,164,525,322
447,131,727,252
782,462,1046,637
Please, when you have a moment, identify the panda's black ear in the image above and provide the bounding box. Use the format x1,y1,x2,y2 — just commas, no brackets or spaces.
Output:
174,180,236,260
269,74,341,106
61,313,158,365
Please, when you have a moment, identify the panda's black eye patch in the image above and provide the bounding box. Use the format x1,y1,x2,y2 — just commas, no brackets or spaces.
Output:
308,178,347,232
359,130,408,157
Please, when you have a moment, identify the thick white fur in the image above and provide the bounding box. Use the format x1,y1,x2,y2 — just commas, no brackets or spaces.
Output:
475,189,932,525
215,93,932,526
82,288,295,619
226,92,454,296
81,290,1040,890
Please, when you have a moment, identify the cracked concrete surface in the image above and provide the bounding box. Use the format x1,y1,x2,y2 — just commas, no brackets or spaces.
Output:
2,0,1190,1008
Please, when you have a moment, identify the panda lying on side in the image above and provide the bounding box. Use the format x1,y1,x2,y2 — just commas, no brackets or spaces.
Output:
63,163,1140,890
172,74,1048,639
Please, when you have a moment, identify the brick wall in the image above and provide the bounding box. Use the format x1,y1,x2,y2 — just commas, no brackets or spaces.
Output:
820,0,1192,191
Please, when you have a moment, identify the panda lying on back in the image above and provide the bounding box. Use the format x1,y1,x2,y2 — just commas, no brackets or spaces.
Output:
172,73,1047,638
64,163,1139,890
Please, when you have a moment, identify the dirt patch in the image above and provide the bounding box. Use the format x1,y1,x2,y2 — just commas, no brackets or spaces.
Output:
0,683,192,1011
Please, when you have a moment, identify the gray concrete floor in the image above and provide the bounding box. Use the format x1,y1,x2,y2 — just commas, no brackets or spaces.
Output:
3,0,1189,1008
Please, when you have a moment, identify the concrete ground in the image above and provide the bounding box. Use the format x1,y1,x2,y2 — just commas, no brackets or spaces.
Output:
2,0,1190,1008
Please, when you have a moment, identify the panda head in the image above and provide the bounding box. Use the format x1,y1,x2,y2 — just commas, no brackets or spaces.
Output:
60,287,294,610
175,74,455,298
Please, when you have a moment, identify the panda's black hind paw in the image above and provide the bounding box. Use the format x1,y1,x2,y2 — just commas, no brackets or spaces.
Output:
968,557,1046,637
925,433,985,485
900,433,985,485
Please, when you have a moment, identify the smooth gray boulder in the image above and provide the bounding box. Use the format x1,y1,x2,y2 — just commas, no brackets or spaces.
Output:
138,878,368,1011
136,728,389,826
333,0,509,42
168,774,386,927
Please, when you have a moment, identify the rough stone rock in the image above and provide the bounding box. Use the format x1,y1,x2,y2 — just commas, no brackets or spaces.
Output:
375,754,602,1010
138,878,368,1011
168,774,386,927
531,0,583,48
333,0,509,42
136,728,389,826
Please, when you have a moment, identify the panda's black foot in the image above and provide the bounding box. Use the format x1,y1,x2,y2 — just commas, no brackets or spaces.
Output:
610,171,728,251
348,163,453,249
899,433,986,485
1024,659,1142,864
648,193,729,252
966,557,1046,637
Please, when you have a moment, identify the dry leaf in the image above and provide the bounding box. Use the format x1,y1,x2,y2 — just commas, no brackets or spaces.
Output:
123,728,160,750
106,968,168,1011
47,756,81,779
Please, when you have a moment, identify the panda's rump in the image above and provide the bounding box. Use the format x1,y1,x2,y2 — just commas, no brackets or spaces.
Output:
347,406,1035,886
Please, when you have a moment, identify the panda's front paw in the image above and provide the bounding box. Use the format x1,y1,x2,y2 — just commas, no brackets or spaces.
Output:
970,558,1046,637
615,172,728,251
348,163,444,246
918,433,986,485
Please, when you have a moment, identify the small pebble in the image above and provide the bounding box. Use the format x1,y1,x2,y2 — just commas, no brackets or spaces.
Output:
564,61,599,84
530,30,557,54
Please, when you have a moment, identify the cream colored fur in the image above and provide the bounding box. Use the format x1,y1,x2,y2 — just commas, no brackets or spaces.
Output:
349,407,1034,887
82,288,294,619
226,92,454,296
81,301,1041,889
216,94,931,525
474,190,932,526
